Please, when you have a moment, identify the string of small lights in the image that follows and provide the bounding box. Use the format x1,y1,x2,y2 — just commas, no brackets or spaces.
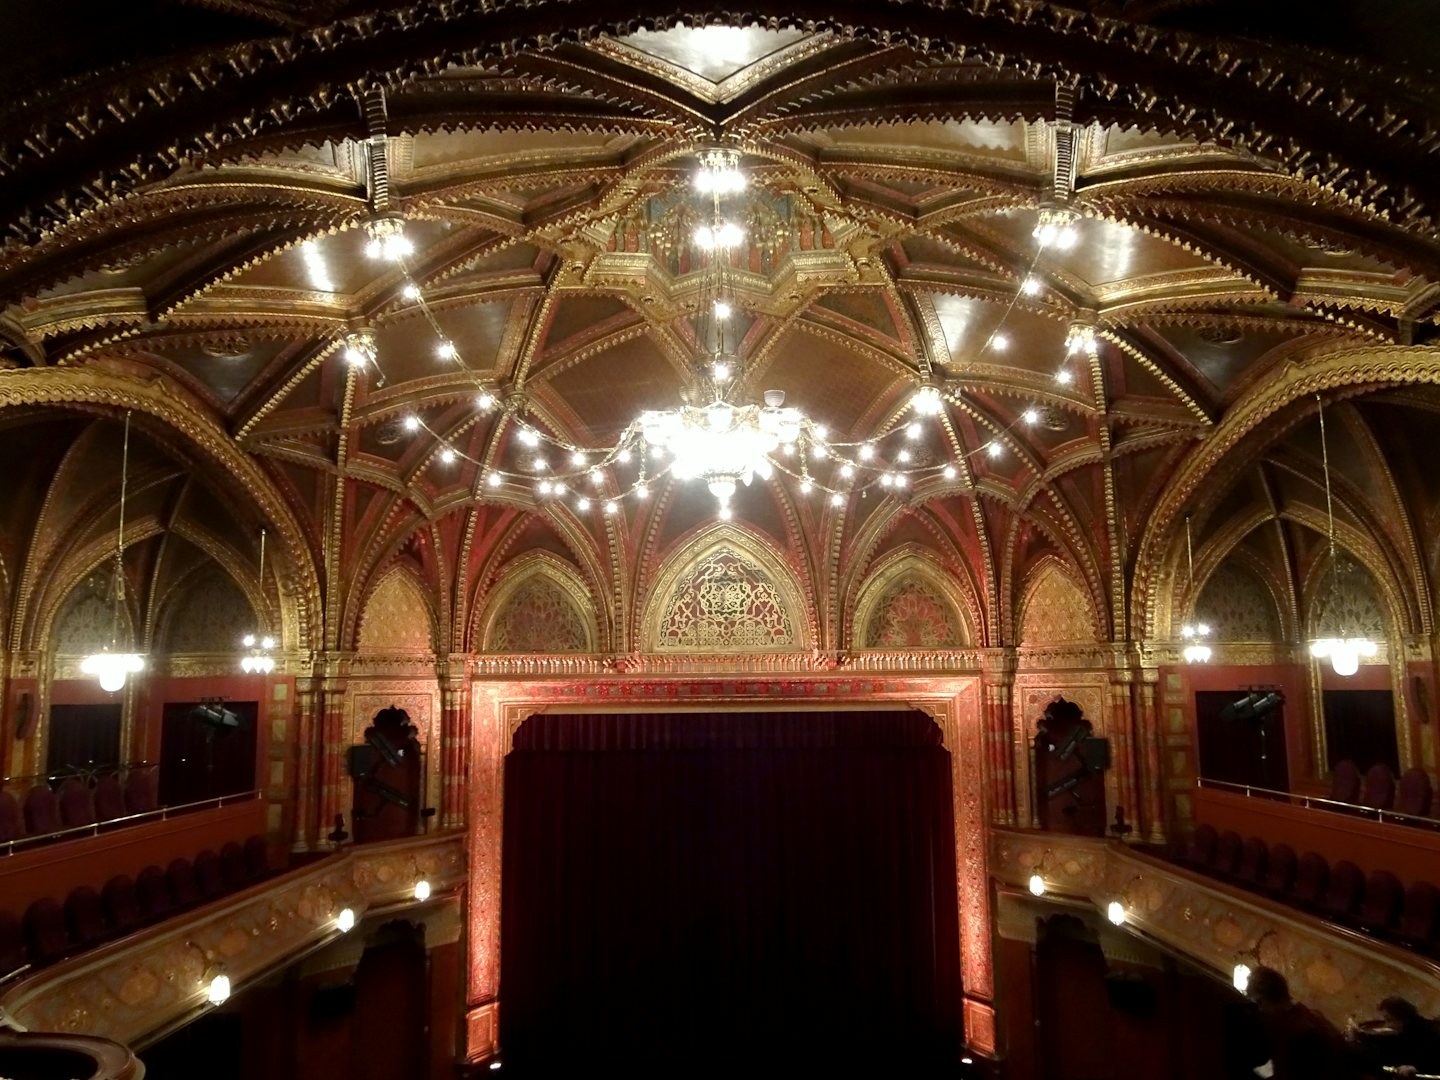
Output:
346,159,1090,518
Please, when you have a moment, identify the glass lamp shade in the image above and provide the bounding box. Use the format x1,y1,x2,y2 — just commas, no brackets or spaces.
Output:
639,400,804,509
1106,900,1127,926
207,973,231,1005
1027,873,1046,897
81,650,144,692
1233,964,1252,994
1309,636,1378,677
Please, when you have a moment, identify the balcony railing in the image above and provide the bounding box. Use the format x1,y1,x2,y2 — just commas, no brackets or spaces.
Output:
1196,777,1440,831
2,789,262,856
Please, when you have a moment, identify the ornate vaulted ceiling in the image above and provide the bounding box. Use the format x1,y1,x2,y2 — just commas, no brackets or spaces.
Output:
2,6,1439,657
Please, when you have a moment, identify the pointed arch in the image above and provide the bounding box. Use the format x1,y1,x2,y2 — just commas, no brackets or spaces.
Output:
1017,559,1100,646
357,567,437,654
852,548,973,650
640,525,809,653
476,552,599,654
155,564,257,654
1195,558,1285,643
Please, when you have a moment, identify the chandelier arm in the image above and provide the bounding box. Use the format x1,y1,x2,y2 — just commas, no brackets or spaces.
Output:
112,410,132,650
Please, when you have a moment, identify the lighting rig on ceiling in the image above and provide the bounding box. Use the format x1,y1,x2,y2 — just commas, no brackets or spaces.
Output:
336,131,1096,520
1308,392,1378,677
82,411,145,693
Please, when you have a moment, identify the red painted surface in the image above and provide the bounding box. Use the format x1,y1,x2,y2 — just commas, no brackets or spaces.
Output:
0,796,267,913
1193,784,1440,886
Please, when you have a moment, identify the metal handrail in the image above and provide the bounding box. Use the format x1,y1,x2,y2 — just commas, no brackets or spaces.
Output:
0,789,262,857
1196,776,1440,831
1,761,158,790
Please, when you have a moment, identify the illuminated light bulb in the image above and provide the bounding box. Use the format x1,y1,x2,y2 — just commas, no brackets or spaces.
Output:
897,449,912,463
1056,224,1078,249
1028,874,1046,897
651,446,665,460
533,457,548,471
490,1062,503,1072
477,392,496,411
831,492,844,507
716,221,744,248
403,416,420,432
859,444,875,460
537,480,553,495
1233,964,1251,994
402,283,421,301
436,341,459,360
714,300,732,320
413,880,431,902
486,472,502,488
577,498,591,512
364,216,414,262
440,448,456,465
911,385,943,416
1056,369,1074,385
814,425,828,439
261,636,275,650
337,908,356,933
781,443,795,456
243,634,256,648
840,464,855,479
604,501,618,515
880,473,894,488
571,451,587,468
82,651,144,693
590,469,603,487
894,474,908,488
1023,408,1039,425
1181,624,1195,638
987,442,1003,458
811,444,827,460
1196,623,1211,636
712,362,731,383
1022,276,1042,296
241,657,255,673
943,465,958,480
1107,901,1126,926
207,973,231,1005
553,483,567,495
617,449,632,464
992,333,1010,351
906,421,923,440
518,428,540,447
719,505,733,520
800,479,813,494
635,484,649,499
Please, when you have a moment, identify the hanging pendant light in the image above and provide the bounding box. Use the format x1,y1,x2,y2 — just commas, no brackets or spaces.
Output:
1180,515,1213,663
82,412,145,692
240,529,277,674
1308,393,1377,677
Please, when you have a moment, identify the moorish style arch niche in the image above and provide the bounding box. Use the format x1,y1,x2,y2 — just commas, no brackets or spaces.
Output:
1017,561,1099,647
640,527,809,653
853,552,972,650
357,568,436,654
477,554,598,654
1196,559,1285,643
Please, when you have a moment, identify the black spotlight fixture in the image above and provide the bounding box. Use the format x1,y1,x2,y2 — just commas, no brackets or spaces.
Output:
1219,690,1284,725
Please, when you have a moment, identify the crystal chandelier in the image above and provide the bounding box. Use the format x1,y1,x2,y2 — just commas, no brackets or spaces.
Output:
1033,205,1079,249
1308,393,1377,677
1180,515,1213,663
364,214,413,262
240,529,277,674
82,412,145,693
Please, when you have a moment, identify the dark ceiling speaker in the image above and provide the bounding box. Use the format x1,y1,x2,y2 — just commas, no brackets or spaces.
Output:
188,704,240,730
1219,691,1283,724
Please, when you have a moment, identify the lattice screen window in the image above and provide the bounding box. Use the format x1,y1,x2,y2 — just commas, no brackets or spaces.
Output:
657,548,795,650
490,577,591,653
865,578,963,648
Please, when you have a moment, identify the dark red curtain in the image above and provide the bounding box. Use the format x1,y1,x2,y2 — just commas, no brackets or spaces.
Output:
499,710,963,1078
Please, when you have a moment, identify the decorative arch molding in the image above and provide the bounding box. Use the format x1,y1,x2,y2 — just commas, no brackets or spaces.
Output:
0,368,320,652
1017,558,1101,647
640,525,811,653
475,553,599,655
357,567,437,655
851,549,974,651
1302,549,1394,647
154,564,257,655
1135,346,1440,640
1195,558,1285,644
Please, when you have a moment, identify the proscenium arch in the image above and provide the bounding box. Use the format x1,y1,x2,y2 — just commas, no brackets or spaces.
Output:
1133,346,1440,643
0,369,322,653
639,523,813,652
0,2,1433,257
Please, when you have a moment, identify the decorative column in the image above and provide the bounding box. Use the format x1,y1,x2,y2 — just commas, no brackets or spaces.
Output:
438,657,470,832
1107,653,1141,836
465,684,508,1062
317,661,349,848
292,675,321,852
980,648,1017,826
1132,671,1167,843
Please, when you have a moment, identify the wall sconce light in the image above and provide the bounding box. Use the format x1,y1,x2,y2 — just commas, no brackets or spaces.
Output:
1106,900,1127,926
1027,848,1054,897
207,972,232,1005
336,907,356,933
1232,930,1277,995
413,879,431,902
